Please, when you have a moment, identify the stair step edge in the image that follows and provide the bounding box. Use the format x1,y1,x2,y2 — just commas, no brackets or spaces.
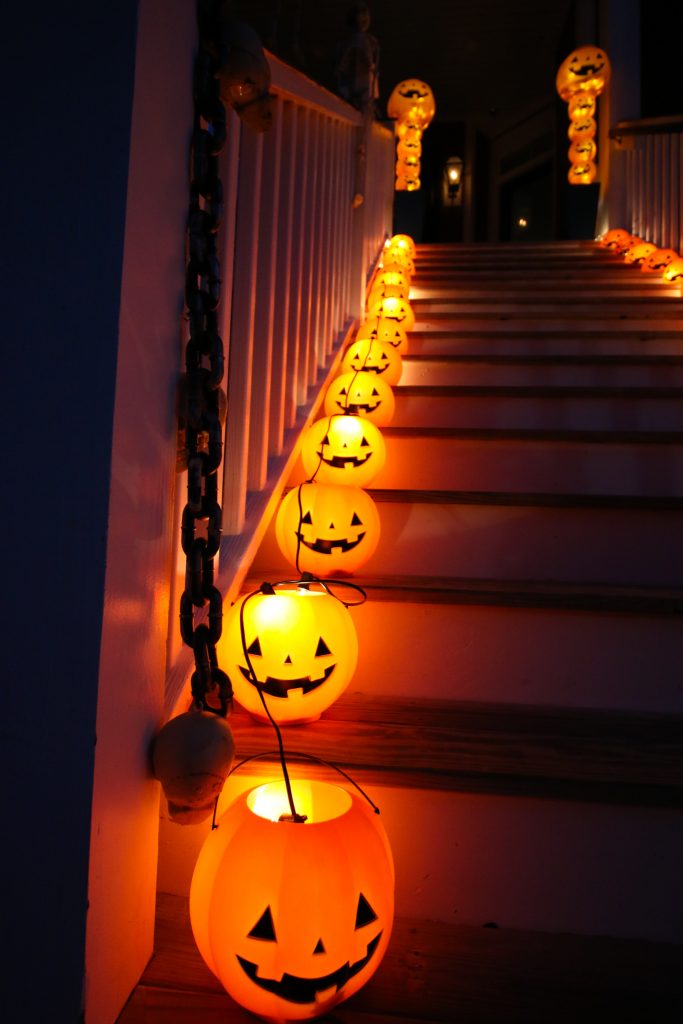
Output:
244,572,683,615
382,424,683,442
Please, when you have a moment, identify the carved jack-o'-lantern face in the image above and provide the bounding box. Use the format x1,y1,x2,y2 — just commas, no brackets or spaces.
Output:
367,282,409,310
398,153,421,174
381,252,415,276
556,46,611,100
568,92,596,120
395,121,423,143
396,136,421,161
395,175,421,192
569,138,597,164
387,234,416,258
341,338,403,386
324,371,395,426
219,585,358,724
356,316,409,353
641,248,680,274
599,228,632,252
387,79,436,124
662,257,683,283
367,295,416,332
374,268,409,292
568,117,596,142
190,779,395,1023
301,414,386,487
567,161,597,185
275,482,381,576
624,242,657,265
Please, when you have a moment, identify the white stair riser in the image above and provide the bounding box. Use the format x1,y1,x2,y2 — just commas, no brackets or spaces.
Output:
350,599,683,713
377,787,683,943
411,287,678,300
250,499,682,585
157,784,683,944
406,333,683,358
376,436,683,495
415,316,683,334
400,360,683,388
361,502,683,585
394,394,683,431
414,301,681,316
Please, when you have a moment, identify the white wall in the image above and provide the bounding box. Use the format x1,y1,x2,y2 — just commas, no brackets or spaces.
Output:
86,2,195,1020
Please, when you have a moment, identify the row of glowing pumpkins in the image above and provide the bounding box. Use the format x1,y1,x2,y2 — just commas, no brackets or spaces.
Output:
189,235,419,1022
219,234,417,727
556,45,611,186
599,229,683,281
387,78,435,192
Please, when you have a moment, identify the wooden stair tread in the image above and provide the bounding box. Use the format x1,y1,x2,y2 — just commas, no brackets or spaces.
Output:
226,693,683,805
365,488,683,510
118,894,683,1024
334,574,682,614
244,570,683,614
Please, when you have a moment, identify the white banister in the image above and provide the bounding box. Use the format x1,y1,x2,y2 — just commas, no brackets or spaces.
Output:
165,52,394,714
607,117,683,251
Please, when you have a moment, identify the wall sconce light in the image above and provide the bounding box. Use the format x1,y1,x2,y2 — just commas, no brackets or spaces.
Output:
444,156,463,205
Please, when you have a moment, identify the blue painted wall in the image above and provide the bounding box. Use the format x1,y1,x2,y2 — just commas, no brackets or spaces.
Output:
1,3,139,1017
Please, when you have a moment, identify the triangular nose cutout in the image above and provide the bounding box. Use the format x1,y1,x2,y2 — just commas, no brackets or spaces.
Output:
284,655,293,664
313,938,326,954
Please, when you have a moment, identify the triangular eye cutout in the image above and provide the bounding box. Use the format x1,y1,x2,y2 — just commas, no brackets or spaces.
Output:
315,637,331,657
371,388,379,396
338,386,348,396
355,893,377,929
360,437,370,447
247,638,262,656
313,938,326,955
321,434,330,445
248,906,277,941
351,512,362,526
301,511,313,525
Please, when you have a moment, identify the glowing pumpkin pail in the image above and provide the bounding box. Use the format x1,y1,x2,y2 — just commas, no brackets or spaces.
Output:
301,415,387,487
218,584,358,724
276,482,380,576
366,295,415,333
341,338,403,386
191,778,395,1023
356,316,408,354
662,257,683,283
324,371,395,426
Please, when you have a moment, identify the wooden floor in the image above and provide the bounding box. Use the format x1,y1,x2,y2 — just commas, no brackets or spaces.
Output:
118,893,683,1023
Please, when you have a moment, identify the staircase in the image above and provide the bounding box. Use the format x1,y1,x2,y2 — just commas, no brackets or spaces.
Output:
121,241,683,1022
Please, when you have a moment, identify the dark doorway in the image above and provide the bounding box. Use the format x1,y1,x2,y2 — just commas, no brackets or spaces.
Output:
499,160,554,241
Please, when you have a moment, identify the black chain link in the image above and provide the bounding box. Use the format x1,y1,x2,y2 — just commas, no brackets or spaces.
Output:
179,8,232,718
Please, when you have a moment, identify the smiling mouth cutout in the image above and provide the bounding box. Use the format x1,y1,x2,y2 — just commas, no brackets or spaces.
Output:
321,452,372,468
572,62,603,75
237,931,382,1005
297,531,366,554
335,400,380,415
238,663,335,697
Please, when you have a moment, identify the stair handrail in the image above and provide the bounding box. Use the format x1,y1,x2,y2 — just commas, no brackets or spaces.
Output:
604,114,683,251
166,53,395,714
